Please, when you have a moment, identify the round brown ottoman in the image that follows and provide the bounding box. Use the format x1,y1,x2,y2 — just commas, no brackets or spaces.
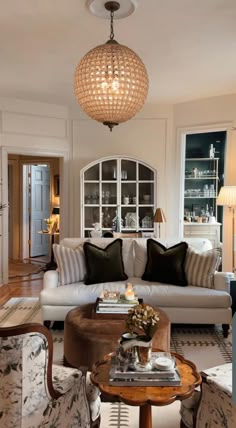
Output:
64,304,170,371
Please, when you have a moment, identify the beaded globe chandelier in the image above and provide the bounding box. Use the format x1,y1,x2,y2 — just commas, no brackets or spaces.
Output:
74,1,149,131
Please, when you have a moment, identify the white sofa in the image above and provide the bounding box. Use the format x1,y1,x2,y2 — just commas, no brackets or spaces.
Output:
40,237,233,336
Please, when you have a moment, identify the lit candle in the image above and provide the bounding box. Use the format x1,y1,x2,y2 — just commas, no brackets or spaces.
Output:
125,283,135,301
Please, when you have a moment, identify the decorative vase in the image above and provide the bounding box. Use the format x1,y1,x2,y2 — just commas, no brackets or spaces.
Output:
136,336,152,370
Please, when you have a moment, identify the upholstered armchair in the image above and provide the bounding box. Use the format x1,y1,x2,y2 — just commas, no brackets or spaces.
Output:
180,363,235,428
0,323,101,428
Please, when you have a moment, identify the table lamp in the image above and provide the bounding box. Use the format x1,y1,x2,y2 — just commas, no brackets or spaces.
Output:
217,186,236,272
52,206,60,232
153,208,166,238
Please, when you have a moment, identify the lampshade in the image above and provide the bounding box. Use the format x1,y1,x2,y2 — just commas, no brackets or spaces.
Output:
52,207,60,215
74,1,149,131
216,186,236,207
153,208,166,223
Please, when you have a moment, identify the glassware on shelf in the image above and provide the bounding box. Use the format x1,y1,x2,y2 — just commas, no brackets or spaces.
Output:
90,223,102,237
112,210,123,232
123,195,130,205
113,166,117,180
125,212,137,228
143,194,151,203
141,216,153,228
104,191,110,204
121,170,127,180
203,185,209,197
102,208,111,228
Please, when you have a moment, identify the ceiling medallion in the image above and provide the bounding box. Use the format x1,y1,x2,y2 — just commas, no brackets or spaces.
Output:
74,0,149,131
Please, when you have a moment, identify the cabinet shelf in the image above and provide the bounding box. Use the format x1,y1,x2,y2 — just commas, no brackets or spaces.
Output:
185,177,219,180
186,158,219,161
184,196,217,199
184,156,219,221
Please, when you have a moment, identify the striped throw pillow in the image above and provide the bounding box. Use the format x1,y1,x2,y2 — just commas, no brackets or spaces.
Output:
185,248,220,288
53,244,86,285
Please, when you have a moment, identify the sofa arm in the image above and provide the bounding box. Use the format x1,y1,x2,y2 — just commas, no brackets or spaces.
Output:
213,271,234,292
43,270,59,289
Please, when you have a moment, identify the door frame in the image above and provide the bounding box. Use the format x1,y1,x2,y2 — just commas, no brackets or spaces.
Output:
1,145,70,284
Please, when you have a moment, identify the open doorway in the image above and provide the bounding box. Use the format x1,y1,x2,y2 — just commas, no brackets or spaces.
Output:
8,154,60,280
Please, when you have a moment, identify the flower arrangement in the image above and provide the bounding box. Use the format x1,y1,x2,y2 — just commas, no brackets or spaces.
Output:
44,217,54,232
44,217,54,226
126,303,159,340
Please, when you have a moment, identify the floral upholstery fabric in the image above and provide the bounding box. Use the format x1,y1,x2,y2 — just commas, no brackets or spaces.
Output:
52,366,101,422
179,390,200,428
197,363,235,428
0,330,96,428
180,363,236,428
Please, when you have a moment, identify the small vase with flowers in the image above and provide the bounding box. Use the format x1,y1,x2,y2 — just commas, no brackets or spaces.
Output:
126,303,159,370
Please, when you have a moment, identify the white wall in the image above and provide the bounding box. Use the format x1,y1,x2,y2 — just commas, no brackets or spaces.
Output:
71,103,177,238
0,97,71,285
174,94,236,271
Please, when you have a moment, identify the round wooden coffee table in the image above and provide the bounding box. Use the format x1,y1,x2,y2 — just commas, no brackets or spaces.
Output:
91,349,201,428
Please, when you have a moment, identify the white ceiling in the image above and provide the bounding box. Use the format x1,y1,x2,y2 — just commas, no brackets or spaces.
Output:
1,0,236,107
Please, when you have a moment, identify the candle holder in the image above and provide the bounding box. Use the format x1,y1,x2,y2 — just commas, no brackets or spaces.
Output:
125,283,135,301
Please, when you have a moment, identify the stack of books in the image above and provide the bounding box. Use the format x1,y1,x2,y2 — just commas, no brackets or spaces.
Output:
96,293,139,314
109,352,181,386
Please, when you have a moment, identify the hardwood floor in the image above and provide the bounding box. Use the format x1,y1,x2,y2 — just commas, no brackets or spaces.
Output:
0,276,43,305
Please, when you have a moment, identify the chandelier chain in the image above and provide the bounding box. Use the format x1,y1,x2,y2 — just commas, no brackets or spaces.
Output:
110,10,115,40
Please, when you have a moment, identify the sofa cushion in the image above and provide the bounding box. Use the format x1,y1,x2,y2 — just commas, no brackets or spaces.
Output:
129,277,231,309
53,244,86,285
133,238,167,277
83,239,128,285
60,237,134,277
133,238,213,278
185,248,220,288
40,278,231,309
142,239,188,286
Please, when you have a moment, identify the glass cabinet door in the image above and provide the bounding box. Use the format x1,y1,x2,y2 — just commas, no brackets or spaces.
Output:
81,157,156,237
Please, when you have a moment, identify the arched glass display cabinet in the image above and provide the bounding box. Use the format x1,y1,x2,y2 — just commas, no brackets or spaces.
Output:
81,156,157,237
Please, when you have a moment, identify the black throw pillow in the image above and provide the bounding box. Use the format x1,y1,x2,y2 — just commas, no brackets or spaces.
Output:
142,239,188,286
84,239,128,285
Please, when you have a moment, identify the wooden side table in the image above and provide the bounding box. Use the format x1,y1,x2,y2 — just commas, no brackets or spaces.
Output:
91,349,201,428
37,231,59,270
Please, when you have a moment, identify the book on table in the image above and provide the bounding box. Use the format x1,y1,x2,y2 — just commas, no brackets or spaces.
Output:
109,352,182,386
96,294,139,314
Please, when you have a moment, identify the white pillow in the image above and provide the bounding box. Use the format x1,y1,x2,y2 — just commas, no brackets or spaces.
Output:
185,247,220,288
53,244,86,285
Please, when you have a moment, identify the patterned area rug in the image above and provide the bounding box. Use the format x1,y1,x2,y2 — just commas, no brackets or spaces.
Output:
0,298,232,427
